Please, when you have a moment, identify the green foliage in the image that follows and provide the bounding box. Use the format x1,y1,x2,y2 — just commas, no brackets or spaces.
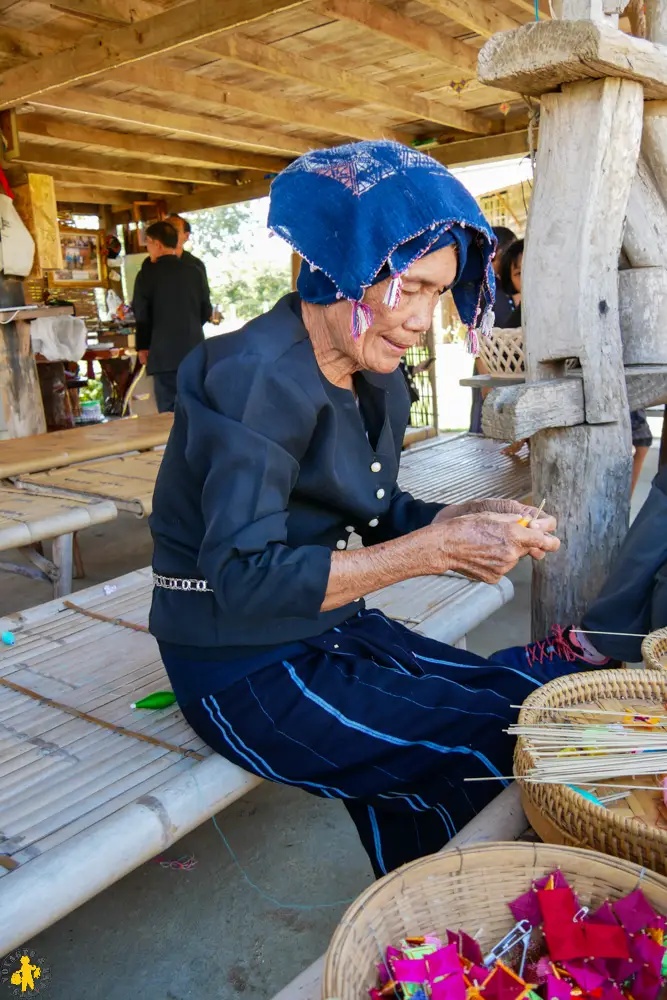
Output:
79,379,104,405
213,269,291,320
184,204,255,259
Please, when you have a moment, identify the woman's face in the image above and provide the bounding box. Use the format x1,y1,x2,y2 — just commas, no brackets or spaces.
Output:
510,252,523,295
330,245,458,375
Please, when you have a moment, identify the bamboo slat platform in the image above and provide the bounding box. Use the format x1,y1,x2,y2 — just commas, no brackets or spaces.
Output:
13,452,164,517
0,413,173,479
0,487,117,550
13,432,532,521
398,433,532,504
0,566,513,952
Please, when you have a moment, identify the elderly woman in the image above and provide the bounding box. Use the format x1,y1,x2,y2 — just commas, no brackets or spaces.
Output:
150,141,577,878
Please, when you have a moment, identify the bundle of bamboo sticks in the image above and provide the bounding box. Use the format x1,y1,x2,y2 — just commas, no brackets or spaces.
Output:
508,718,667,787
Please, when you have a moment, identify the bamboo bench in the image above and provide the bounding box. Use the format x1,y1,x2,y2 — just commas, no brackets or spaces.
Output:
0,565,513,953
0,486,117,597
10,432,532,518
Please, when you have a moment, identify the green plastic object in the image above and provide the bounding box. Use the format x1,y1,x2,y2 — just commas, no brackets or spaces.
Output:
131,691,177,710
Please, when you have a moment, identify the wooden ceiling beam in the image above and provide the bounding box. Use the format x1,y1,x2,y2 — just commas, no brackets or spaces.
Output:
168,177,273,212
429,128,530,166
29,90,315,156
316,0,480,75
48,0,159,24
11,139,235,185
415,0,521,38
17,113,291,172
208,34,495,134
112,63,402,142
504,0,551,15
9,162,193,195
0,0,310,108
54,183,145,203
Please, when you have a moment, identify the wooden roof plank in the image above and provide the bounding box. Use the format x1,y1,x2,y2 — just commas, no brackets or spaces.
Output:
316,0,480,75
209,33,495,133
48,0,159,25
415,0,521,38
17,112,291,171
29,89,316,155
54,183,146,203
0,0,310,108
168,177,272,211
9,162,192,194
10,138,235,184
111,62,403,141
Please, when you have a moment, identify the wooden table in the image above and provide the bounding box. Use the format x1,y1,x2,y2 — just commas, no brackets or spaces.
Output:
0,486,116,596
0,413,173,479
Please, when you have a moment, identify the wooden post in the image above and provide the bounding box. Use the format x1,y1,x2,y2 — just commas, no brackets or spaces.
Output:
523,77,641,635
646,0,667,43
52,533,74,598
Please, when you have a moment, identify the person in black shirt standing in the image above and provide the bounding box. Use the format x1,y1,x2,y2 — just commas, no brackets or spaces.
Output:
166,214,211,310
132,221,211,413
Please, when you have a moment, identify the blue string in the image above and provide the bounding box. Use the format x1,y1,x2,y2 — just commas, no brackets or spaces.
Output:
210,815,356,911
535,0,540,18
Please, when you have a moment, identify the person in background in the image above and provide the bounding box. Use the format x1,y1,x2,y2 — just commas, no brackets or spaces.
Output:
630,411,654,495
495,238,651,489
399,355,434,426
138,214,212,323
515,463,667,670
500,238,523,329
132,220,211,413
469,226,518,434
166,214,211,307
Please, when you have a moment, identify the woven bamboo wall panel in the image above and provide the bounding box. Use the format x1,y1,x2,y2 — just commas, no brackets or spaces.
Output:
15,451,163,516
0,487,116,550
0,413,173,479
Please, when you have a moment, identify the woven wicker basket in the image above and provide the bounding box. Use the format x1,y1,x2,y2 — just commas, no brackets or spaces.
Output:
515,668,667,874
643,628,667,669
477,328,525,375
323,842,667,1000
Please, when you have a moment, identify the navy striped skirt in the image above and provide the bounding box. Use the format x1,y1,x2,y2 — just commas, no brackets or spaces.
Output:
162,609,580,876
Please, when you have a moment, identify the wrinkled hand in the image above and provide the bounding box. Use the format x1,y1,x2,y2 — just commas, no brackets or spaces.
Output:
427,511,560,585
434,497,547,524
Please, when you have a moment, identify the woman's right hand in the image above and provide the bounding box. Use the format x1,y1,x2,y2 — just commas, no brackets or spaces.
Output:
423,511,560,585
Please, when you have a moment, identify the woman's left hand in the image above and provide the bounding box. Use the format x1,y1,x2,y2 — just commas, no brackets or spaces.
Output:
434,500,556,560
435,498,541,521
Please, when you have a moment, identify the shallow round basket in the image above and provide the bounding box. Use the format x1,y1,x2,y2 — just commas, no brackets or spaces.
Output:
514,668,667,874
643,628,667,669
323,842,667,1000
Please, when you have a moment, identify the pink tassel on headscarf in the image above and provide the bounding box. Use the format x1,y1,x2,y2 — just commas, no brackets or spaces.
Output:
383,274,403,310
351,301,373,339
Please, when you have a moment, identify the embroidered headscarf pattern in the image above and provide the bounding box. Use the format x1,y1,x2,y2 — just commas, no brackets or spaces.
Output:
268,140,497,350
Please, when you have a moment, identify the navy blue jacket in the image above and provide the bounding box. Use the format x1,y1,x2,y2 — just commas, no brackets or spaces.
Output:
149,294,443,653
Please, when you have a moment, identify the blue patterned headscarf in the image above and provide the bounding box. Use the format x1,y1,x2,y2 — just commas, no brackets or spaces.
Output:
268,140,496,349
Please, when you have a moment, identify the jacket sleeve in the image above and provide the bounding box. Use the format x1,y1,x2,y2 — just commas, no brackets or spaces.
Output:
132,268,153,351
180,353,332,620
358,483,443,545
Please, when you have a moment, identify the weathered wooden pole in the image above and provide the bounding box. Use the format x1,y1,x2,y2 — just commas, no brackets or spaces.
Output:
526,78,638,636
477,14,659,637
